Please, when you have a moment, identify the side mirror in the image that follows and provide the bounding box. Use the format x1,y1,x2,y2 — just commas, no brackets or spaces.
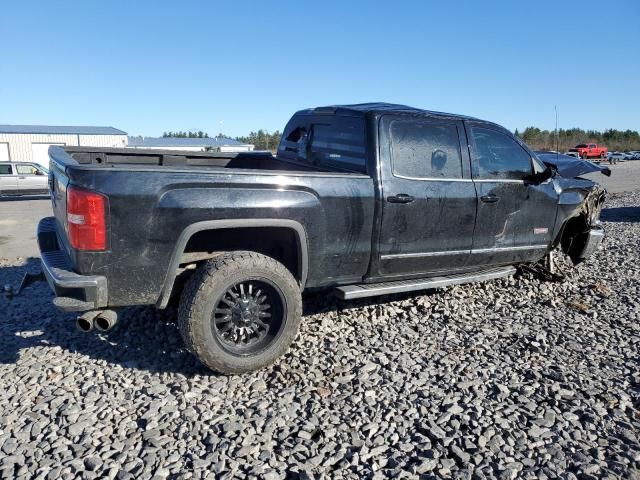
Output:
525,167,553,185
35,170,44,176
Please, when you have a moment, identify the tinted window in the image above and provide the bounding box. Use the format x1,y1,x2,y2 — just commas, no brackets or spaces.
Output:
0,164,12,175
309,116,366,173
471,127,532,180
390,119,462,179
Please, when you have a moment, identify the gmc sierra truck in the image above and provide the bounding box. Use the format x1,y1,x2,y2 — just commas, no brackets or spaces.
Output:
38,103,607,374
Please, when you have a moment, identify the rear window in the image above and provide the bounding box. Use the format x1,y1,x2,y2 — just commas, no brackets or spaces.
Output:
278,113,367,173
309,116,367,173
0,164,12,175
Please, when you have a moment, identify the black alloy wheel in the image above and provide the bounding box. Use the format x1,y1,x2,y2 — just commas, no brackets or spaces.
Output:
212,279,286,355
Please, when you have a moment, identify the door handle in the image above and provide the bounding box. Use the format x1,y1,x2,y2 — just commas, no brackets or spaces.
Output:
480,194,499,203
387,194,415,204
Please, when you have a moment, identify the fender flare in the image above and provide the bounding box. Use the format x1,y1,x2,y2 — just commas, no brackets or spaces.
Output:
156,218,309,308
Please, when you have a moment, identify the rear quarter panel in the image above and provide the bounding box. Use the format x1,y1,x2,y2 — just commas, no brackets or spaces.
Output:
65,166,375,306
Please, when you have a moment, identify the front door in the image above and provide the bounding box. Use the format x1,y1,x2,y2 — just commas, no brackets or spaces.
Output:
15,163,49,195
466,123,558,266
376,115,477,278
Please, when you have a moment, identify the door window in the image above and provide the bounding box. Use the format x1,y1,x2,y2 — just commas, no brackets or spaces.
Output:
16,164,39,175
0,164,12,175
390,119,462,179
471,127,533,180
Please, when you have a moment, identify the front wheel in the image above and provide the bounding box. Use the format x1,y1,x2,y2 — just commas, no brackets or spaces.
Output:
178,251,302,374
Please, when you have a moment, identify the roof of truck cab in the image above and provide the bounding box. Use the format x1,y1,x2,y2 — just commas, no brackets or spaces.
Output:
302,102,483,121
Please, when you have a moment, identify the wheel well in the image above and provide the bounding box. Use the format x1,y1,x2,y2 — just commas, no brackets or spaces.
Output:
558,214,590,261
166,226,304,306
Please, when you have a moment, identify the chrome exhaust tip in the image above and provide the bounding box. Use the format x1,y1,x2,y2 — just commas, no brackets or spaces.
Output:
94,309,118,332
76,311,98,332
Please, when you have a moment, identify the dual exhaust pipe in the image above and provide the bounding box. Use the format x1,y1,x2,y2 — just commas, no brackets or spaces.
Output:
76,309,118,333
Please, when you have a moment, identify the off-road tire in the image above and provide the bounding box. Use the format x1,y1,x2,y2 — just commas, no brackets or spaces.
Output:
178,251,302,374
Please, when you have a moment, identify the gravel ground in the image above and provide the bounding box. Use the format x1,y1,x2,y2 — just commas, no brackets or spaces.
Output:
0,192,639,480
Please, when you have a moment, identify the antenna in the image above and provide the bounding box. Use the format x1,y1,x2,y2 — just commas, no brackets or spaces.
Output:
554,105,559,155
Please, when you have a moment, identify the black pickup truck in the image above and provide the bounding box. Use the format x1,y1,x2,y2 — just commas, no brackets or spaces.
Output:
38,103,606,373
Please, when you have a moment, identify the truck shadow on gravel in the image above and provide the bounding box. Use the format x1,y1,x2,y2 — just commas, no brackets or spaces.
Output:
1,259,407,375
0,259,210,375
600,206,640,222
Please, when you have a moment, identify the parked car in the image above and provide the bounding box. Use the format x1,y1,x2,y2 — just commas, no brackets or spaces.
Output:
607,151,632,162
626,151,640,160
569,143,608,159
38,103,607,374
0,162,49,197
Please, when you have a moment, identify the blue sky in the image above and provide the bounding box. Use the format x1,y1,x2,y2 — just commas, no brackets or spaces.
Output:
1,0,638,137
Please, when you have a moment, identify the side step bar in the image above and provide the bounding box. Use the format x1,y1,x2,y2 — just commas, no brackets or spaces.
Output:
334,267,516,300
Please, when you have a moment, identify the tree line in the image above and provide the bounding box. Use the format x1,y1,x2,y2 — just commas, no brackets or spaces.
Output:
515,127,640,152
234,130,282,151
162,131,209,138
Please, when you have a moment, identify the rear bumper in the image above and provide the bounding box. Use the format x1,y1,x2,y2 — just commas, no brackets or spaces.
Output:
37,217,108,312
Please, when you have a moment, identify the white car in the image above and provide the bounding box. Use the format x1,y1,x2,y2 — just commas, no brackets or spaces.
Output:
607,151,632,162
0,162,49,196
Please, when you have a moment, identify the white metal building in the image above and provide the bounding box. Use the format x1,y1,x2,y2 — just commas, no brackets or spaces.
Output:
127,136,254,153
0,125,128,167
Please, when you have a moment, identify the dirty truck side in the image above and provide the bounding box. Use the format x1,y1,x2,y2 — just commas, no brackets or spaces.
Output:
37,103,606,374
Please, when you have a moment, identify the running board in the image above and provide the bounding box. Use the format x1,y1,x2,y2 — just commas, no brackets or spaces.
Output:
334,267,516,300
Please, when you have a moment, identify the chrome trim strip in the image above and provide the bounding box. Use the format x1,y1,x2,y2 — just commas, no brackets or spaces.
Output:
473,179,525,184
392,174,473,182
381,244,548,260
388,176,526,184
471,244,548,254
381,249,470,260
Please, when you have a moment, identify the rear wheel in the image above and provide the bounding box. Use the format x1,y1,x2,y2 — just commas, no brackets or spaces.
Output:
178,251,302,374
582,152,589,159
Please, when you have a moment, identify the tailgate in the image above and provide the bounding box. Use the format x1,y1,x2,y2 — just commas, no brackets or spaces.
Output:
48,147,73,258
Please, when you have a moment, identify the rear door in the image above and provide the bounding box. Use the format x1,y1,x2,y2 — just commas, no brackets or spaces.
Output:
376,115,476,277
15,163,49,195
0,163,18,195
467,123,558,266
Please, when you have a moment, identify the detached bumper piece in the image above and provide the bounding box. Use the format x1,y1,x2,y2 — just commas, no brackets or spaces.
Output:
37,217,108,311
573,226,605,263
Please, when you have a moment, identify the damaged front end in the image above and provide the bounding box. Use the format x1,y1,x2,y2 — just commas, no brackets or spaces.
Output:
553,180,606,264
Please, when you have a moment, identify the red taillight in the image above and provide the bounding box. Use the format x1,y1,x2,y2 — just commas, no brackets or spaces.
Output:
67,186,107,251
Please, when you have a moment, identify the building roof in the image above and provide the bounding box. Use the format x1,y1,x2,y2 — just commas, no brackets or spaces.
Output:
127,136,247,147
0,125,127,135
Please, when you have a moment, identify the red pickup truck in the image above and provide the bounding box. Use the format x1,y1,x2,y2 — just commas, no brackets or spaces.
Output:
569,143,608,159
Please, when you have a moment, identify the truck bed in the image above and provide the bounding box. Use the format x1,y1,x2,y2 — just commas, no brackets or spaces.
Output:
61,146,329,173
